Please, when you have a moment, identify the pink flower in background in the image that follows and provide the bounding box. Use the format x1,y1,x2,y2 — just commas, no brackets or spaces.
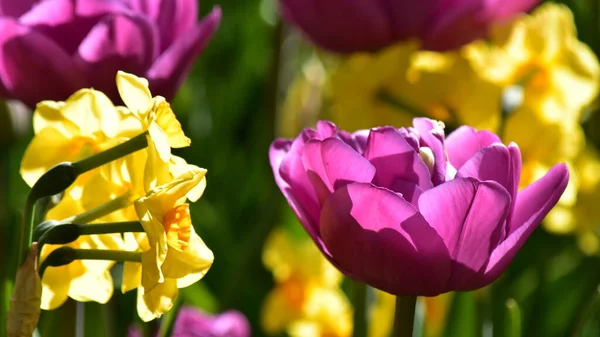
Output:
0,0,221,107
128,307,251,337
269,119,568,296
278,0,539,53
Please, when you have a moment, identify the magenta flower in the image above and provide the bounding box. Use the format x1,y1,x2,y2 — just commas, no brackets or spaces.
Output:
0,0,221,107
128,307,251,337
278,0,539,53
269,119,568,296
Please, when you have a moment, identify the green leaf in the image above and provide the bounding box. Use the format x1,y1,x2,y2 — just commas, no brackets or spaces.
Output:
443,291,478,337
504,299,521,337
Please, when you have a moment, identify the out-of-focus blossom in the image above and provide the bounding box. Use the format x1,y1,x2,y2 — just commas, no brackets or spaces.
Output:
270,119,568,296
329,42,501,132
466,3,600,123
0,0,221,107
278,0,538,53
261,228,352,337
128,306,251,337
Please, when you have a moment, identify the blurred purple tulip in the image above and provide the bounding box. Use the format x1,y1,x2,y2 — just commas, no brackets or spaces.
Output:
269,119,568,296
128,307,251,337
0,0,221,107
278,0,539,53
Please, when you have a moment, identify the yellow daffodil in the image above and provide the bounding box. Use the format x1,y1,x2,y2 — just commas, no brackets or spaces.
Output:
40,192,124,310
122,169,213,321
465,3,600,123
116,71,190,162
261,228,352,337
328,41,501,132
545,144,600,253
20,89,129,187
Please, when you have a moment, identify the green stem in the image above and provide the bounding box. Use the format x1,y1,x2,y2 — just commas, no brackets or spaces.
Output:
392,296,417,337
74,132,148,174
352,281,368,337
79,221,144,235
17,194,36,269
65,192,133,224
37,221,144,249
74,249,142,262
40,248,142,278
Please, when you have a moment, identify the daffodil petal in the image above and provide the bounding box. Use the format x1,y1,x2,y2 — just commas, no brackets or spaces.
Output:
116,70,152,117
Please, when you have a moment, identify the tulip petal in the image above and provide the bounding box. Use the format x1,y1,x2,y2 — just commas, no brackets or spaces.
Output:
389,179,424,206
75,12,158,100
481,164,569,285
280,0,391,53
412,118,447,185
0,0,35,17
423,0,487,51
302,137,376,204
456,144,511,192
364,127,433,191
446,125,501,170
0,18,86,106
418,178,510,290
320,183,451,296
19,0,130,54
146,6,221,100
130,0,198,52
271,137,322,238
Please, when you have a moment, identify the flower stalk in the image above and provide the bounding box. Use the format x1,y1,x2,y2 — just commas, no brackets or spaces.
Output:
352,281,368,337
65,192,134,225
39,247,142,278
74,132,148,174
392,296,417,337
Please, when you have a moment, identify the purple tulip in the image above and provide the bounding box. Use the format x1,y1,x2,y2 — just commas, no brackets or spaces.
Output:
269,119,568,296
0,0,221,107
128,307,251,337
278,0,539,53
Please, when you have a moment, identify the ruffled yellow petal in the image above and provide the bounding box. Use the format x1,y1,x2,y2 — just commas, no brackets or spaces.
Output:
160,232,214,288
61,89,119,138
68,269,113,304
122,261,143,294
116,71,153,118
40,265,71,310
137,278,178,322
152,97,190,148
20,127,75,187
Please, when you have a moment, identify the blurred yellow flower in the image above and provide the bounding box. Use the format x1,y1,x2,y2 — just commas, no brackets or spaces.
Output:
261,228,352,337
328,41,501,132
123,169,213,321
466,2,600,123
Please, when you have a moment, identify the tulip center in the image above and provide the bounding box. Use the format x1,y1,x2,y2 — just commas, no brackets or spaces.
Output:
162,203,192,251
419,146,435,172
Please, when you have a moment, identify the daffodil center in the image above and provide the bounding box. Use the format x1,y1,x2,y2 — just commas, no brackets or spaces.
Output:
70,136,101,161
280,276,305,311
162,203,192,251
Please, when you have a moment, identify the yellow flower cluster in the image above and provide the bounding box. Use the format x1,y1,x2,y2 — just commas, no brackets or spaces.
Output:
261,228,352,337
20,72,213,321
282,3,600,252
